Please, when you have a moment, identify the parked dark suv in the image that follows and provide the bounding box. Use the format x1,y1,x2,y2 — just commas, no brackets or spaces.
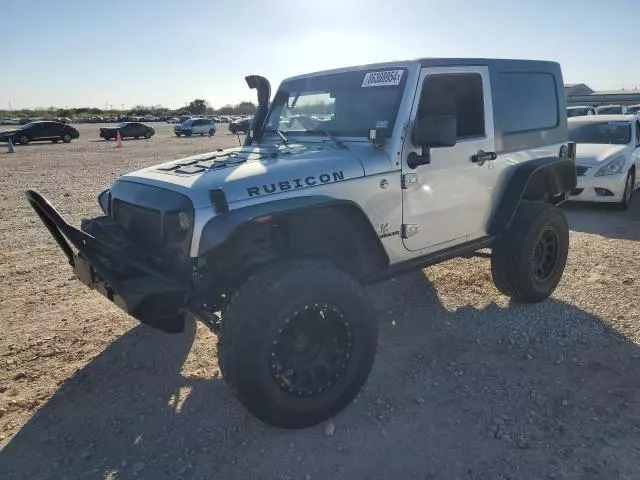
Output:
228,117,252,134
0,121,80,144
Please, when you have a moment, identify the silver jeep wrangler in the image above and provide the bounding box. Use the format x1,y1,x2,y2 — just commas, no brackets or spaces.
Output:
27,58,577,429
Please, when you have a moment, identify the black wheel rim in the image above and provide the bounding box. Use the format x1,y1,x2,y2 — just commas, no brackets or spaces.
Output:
269,304,353,397
532,228,559,282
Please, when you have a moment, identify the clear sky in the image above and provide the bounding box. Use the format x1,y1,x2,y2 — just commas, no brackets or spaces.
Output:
1,0,638,110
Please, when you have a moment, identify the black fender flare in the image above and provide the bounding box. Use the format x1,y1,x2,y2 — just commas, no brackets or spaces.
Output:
198,196,389,270
488,157,576,235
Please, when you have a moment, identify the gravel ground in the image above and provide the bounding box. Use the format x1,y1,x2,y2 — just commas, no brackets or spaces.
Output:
0,124,639,480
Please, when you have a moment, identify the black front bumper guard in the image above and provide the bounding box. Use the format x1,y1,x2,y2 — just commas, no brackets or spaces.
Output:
25,190,188,333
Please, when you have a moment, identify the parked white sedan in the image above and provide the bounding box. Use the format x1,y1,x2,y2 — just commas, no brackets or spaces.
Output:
568,115,640,209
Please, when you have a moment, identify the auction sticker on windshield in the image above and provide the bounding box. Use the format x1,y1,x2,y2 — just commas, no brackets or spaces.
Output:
362,70,404,87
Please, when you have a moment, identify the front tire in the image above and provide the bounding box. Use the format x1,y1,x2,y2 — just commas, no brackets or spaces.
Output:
616,170,635,210
184,130,192,137
62,133,72,143
144,131,152,139
209,129,215,137
18,135,29,145
491,201,569,302
219,260,378,429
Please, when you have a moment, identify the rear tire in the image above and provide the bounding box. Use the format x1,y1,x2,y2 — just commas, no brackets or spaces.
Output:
144,131,152,139
18,135,29,145
218,260,378,429
491,201,568,302
209,129,215,137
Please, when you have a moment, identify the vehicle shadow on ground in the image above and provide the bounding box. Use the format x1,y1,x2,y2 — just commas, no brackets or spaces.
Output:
563,196,640,240
90,139,153,143
1,271,639,480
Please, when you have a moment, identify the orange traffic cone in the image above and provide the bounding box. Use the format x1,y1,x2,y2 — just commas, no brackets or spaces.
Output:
116,130,122,148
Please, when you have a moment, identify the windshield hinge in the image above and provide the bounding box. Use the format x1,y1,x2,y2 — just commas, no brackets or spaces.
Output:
401,173,419,189
401,224,419,238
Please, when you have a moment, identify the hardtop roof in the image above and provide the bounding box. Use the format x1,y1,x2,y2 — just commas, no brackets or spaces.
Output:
283,57,560,82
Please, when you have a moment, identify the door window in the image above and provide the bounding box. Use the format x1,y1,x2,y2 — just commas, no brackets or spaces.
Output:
417,73,485,140
635,121,640,147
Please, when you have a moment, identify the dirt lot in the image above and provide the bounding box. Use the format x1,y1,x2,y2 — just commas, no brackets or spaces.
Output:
1,123,639,480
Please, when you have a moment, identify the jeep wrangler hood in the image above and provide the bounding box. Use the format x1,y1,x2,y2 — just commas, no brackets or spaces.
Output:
118,143,366,208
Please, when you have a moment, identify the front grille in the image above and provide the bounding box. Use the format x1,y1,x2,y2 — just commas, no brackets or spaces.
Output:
112,200,163,249
576,165,589,176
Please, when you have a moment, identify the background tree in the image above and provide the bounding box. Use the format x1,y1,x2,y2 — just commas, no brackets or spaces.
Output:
187,99,208,115
234,101,257,115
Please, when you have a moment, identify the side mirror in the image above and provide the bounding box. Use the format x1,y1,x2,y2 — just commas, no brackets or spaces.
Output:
407,114,457,169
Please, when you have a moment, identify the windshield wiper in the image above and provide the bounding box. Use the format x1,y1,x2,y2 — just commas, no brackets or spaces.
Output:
314,129,348,150
276,128,288,144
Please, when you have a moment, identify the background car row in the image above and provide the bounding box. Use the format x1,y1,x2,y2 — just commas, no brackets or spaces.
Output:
1,117,254,147
567,104,640,117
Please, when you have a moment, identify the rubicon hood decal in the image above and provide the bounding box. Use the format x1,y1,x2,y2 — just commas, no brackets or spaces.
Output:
247,170,346,197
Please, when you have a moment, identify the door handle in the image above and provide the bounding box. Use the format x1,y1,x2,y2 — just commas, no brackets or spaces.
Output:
471,150,497,163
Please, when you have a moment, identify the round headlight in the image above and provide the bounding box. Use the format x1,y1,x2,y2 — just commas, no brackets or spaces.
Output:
177,211,193,231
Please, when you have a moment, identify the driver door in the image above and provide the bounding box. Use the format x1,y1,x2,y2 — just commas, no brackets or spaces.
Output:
401,66,496,253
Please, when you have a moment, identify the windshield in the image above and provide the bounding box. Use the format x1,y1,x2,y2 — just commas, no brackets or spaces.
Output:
265,68,408,138
569,121,631,144
597,107,622,114
22,122,36,129
117,122,129,128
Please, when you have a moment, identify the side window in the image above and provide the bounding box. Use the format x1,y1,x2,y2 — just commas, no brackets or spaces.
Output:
194,119,205,126
417,73,485,140
495,72,558,133
636,121,640,147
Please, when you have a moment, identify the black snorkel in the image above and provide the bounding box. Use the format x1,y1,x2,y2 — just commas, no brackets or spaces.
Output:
244,75,271,146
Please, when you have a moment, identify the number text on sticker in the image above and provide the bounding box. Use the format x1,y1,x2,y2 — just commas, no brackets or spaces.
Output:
362,70,404,88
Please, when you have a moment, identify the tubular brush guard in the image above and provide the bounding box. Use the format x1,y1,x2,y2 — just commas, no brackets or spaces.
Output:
25,190,188,333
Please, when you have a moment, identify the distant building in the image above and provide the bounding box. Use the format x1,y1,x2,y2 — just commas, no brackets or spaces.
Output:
565,83,640,106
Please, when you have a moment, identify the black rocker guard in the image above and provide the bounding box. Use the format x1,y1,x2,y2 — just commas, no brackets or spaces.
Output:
25,190,188,333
